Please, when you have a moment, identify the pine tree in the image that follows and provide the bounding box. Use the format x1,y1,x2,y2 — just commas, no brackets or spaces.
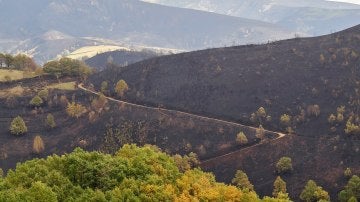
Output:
9,116,28,135
273,176,287,197
231,170,254,191
30,95,43,107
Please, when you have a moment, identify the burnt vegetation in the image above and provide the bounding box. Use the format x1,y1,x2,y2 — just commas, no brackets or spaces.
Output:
0,25,360,201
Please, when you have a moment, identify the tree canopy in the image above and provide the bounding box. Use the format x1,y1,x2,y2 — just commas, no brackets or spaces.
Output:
0,144,290,201
43,58,92,79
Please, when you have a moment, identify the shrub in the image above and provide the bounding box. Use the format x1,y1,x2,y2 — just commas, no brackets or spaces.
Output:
9,116,28,135
256,107,266,118
45,113,56,128
66,102,86,118
255,125,265,139
231,170,254,191
280,114,291,126
29,95,43,107
33,135,45,154
236,132,248,145
344,168,352,178
345,118,360,135
115,79,129,97
300,180,330,202
328,114,336,124
276,157,293,174
100,81,109,94
337,113,344,123
38,89,49,101
273,176,287,198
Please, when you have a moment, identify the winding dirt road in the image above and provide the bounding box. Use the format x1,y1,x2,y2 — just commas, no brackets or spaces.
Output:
78,83,287,163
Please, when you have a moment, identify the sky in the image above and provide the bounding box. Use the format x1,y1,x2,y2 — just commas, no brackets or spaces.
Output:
328,0,360,5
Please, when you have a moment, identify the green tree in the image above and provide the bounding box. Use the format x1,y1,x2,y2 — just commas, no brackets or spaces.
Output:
276,157,293,174
300,180,330,202
236,132,248,144
231,170,254,191
9,116,27,135
115,79,129,97
338,175,360,202
30,95,43,107
43,57,92,79
24,181,57,202
45,113,56,129
273,176,287,198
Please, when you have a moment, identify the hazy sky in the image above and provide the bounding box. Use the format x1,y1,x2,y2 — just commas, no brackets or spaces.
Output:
328,0,360,5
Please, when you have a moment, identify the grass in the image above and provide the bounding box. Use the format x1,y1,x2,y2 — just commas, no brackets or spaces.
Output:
66,45,129,60
46,82,76,90
0,85,25,98
0,69,36,82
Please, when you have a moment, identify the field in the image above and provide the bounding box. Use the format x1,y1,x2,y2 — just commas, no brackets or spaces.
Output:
66,45,130,60
0,69,35,82
46,81,76,90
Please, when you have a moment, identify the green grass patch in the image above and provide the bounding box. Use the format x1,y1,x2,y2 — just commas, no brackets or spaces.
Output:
46,81,76,90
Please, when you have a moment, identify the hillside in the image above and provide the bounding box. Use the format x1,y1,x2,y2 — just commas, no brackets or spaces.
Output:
89,25,360,199
0,0,294,63
85,49,161,71
143,0,360,35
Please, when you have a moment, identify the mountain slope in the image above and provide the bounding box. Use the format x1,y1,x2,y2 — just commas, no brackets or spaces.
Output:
85,49,161,71
0,0,294,63
142,0,360,35
89,25,360,137
89,25,360,198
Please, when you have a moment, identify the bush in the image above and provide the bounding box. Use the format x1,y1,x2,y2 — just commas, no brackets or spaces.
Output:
45,113,56,128
66,102,86,118
115,79,129,97
300,180,330,202
9,116,28,135
100,81,109,94
328,114,336,124
33,135,45,154
276,157,293,174
280,114,291,126
38,89,49,101
236,132,248,145
344,168,352,178
29,95,43,107
231,170,254,191
255,125,265,139
273,176,287,198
